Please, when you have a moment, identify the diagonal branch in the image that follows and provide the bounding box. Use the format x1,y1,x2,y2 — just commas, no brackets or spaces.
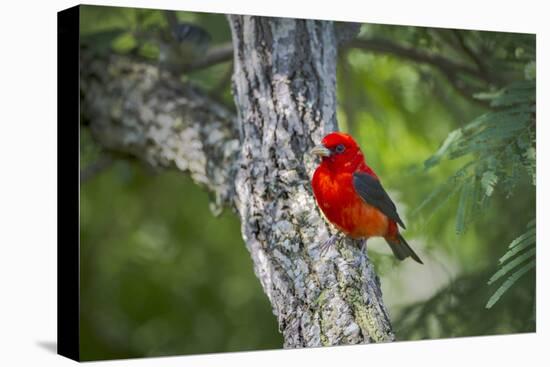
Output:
450,29,487,75
128,27,234,74
347,37,495,108
348,38,486,81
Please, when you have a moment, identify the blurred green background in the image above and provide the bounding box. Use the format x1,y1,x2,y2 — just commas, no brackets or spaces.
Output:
79,5,536,361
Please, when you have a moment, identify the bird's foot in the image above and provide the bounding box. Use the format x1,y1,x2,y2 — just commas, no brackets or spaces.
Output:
319,233,339,256
345,241,368,267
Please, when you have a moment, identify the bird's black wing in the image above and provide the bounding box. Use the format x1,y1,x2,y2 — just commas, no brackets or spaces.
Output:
352,171,406,229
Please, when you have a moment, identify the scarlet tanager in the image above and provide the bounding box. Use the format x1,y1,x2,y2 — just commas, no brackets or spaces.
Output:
311,132,423,264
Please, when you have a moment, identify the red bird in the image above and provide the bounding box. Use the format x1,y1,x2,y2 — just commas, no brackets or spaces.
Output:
311,132,423,264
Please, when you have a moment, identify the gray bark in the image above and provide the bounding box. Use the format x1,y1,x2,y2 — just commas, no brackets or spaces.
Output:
80,15,394,348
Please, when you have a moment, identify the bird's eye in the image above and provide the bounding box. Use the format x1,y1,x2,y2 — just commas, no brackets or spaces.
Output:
335,144,345,154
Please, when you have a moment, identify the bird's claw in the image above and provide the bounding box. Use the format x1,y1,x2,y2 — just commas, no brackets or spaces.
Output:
319,234,339,256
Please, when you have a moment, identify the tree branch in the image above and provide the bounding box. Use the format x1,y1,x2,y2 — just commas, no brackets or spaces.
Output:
348,38,483,78
130,25,233,74
450,29,486,75
347,37,494,108
80,51,240,211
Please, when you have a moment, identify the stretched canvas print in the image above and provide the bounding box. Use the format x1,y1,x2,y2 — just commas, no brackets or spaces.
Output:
58,3,536,362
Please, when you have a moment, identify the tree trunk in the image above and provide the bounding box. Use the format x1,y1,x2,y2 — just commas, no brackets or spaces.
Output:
80,15,395,348
227,15,394,346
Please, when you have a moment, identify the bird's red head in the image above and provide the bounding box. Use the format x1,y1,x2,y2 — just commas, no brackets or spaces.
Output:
311,132,366,173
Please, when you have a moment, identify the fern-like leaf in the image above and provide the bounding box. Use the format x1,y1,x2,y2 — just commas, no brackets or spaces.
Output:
499,235,535,263
508,227,536,248
486,260,535,309
488,247,535,285
480,171,498,197
486,221,536,308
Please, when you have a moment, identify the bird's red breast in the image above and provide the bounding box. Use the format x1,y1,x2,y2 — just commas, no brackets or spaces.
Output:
312,161,394,239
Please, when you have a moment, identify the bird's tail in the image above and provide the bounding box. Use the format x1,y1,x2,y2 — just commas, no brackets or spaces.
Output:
385,234,423,264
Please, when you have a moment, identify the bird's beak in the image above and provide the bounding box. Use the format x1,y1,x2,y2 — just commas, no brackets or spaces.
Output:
310,145,331,157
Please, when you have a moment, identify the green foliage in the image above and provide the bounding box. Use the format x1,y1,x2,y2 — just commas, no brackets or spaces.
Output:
411,42,536,313
394,269,535,340
486,220,536,308
417,80,535,231
80,161,282,360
